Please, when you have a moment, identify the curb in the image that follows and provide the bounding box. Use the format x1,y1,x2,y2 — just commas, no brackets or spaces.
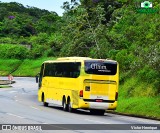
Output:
106,111,160,121
0,80,15,85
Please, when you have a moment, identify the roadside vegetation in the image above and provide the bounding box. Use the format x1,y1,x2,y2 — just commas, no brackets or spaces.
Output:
0,59,22,75
12,57,56,76
117,77,160,118
0,85,12,88
0,0,159,119
0,58,55,76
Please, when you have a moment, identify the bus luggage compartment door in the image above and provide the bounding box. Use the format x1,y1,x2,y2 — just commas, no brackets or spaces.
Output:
83,80,117,102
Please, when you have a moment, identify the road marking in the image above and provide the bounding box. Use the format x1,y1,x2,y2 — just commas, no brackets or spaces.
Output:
9,91,17,93
85,119,110,124
6,113,25,119
31,106,40,110
42,123,48,124
14,96,17,98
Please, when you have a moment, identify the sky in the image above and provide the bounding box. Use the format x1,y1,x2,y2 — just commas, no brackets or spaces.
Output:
0,0,69,16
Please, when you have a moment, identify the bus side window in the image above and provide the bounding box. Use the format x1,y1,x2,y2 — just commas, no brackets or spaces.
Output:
63,72,67,77
55,71,58,77
73,72,79,78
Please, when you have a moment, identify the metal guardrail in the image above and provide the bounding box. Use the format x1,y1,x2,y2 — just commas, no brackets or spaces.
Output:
0,80,15,85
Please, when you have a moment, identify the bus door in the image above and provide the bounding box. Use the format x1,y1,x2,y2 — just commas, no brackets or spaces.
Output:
38,64,44,89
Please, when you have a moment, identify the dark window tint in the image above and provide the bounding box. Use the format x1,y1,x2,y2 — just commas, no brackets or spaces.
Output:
39,64,44,88
44,62,81,78
85,60,117,75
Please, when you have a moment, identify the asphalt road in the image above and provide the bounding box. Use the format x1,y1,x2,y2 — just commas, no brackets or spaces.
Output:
0,77,159,133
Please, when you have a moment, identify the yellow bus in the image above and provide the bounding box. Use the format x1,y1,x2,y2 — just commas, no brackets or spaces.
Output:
37,57,119,115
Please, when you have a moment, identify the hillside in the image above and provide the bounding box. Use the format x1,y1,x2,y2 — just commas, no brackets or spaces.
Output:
0,1,61,58
0,0,159,118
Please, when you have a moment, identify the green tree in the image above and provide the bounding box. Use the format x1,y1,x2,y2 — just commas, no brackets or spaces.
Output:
61,1,108,58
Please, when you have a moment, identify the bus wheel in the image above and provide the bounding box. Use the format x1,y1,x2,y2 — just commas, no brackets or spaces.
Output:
68,100,73,112
44,102,48,107
42,93,48,107
90,109,105,115
62,98,67,111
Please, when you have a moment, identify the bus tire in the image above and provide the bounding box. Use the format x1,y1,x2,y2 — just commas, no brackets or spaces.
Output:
90,109,105,115
42,93,48,107
68,99,74,113
44,102,48,107
62,98,67,111
68,101,71,112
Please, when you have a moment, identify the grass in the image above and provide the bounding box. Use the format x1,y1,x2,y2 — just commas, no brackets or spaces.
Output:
0,85,12,88
116,96,160,119
12,57,56,76
119,77,157,97
0,59,22,75
0,57,56,76
116,77,160,119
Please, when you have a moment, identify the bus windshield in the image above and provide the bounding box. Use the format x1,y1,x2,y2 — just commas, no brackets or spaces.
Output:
84,60,117,75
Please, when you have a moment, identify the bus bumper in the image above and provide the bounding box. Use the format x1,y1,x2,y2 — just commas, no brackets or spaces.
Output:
78,99,117,110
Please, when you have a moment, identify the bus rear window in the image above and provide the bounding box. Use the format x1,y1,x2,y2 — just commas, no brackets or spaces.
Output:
85,60,117,75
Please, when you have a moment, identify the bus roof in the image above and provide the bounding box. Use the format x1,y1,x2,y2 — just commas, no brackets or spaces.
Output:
43,57,117,64
57,57,92,60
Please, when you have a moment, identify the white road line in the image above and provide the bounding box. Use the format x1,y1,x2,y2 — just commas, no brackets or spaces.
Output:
15,100,23,103
8,91,17,93
14,96,17,98
6,113,25,119
31,106,40,110
85,119,110,124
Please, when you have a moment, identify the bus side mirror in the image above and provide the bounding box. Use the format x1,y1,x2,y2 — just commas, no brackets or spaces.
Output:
36,73,40,83
36,76,39,83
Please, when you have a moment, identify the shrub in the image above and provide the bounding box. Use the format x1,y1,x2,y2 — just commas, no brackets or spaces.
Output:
115,49,134,71
0,44,29,59
138,65,159,83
